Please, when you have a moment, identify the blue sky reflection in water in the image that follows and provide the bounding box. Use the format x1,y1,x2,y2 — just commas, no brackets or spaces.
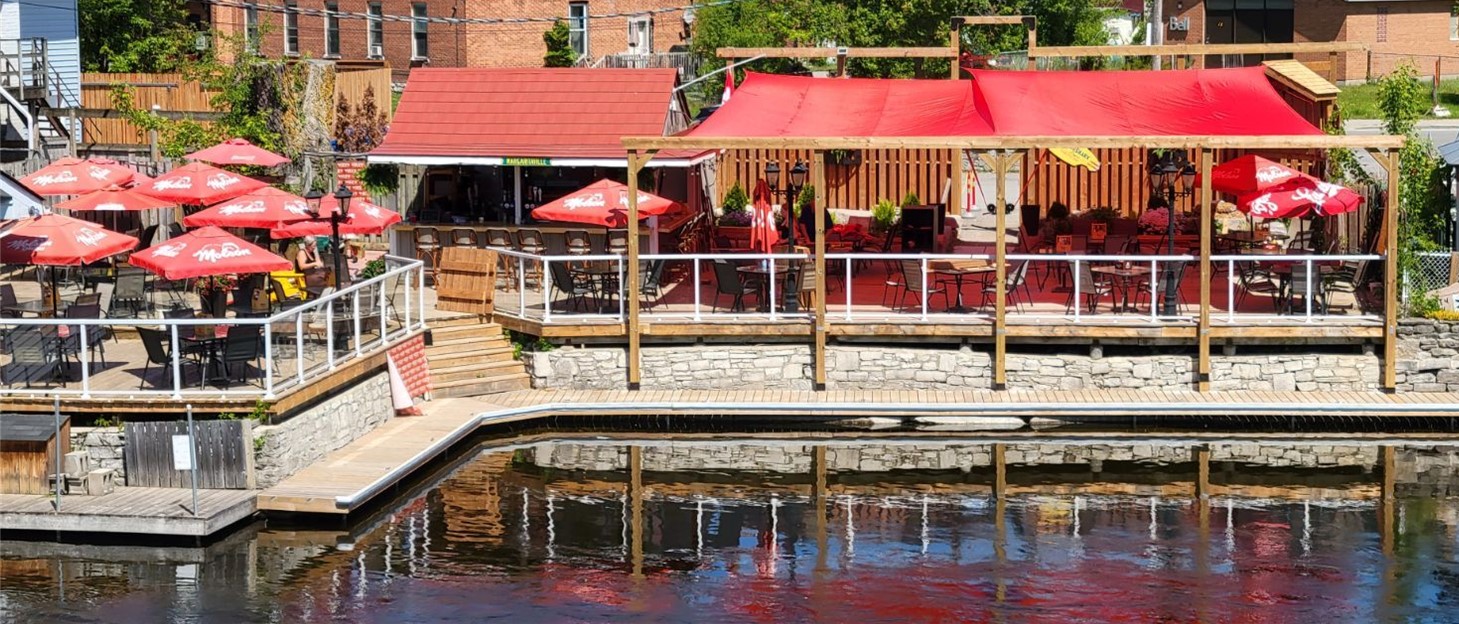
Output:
3,437,1459,623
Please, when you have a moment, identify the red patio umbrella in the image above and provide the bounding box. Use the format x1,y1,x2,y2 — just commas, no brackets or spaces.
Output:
185,138,290,167
529,179,680,228
54,185,176,212
183,187,314,229
1237,177,1363,220
267,198,401,239
128,225,291,280
19,157,138,196
139,162,266,206
0,213,139,266
748,179,779,253
1201,155,1304,195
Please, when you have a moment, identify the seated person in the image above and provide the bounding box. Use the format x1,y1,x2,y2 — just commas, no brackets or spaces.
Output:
296,237,330,295
1038,201,1073,241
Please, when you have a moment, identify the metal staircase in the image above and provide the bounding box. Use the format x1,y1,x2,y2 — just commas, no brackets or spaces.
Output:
1,38,69,162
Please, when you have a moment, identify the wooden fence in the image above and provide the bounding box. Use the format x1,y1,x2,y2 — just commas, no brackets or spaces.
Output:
719,149,955,210
81,67,395,146
123,420,255,489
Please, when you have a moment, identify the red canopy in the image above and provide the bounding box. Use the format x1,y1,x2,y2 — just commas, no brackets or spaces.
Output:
128,226,291,280
185,138,290,167
0,213,139,266
686,67,1321,139
269,199,402,239
1201,155,1305,195
529,179,679,227
55,185,176,212
19,157,138,196
139,162,266,205
183,187,313,229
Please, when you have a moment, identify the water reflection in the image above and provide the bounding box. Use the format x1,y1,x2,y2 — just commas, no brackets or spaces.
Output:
5,436,1459,623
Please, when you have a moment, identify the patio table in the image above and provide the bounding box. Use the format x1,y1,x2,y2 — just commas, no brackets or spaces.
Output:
5,298,75,318
1090,264,1152,313
738,263,796,312
572,262,622,313
931,259,996,313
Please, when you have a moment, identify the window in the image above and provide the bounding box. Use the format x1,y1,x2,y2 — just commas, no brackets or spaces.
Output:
628,16,652,54
368,3,385,56
243,1,259,51
324,2,340,57
1203,0,1292,66
283,1,299,55
568,2,589,58
1377,7,1388,44
1452,13,1459,41
412,3,429,59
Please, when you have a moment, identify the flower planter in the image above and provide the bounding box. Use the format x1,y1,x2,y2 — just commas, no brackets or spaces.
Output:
715,225,754,248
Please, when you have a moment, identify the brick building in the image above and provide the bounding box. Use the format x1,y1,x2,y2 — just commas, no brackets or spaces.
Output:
1161,0,1459,83
203,0,693,83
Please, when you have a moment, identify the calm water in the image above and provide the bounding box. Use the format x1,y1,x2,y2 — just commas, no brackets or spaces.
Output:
4,434,1459,623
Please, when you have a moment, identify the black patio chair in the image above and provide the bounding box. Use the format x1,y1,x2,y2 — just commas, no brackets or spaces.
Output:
549,261,595,313
981,260,1033,313
639,260,667,311
896,259,947,313
109,271,149,318
1065,261,1114,314
211,325,262,387
711,259,756,312
2,326,59,388
61,303,109,366
137,326,199,390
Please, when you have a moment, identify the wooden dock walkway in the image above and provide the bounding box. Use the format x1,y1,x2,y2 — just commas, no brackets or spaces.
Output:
257,388,1459,516
0,487,256,537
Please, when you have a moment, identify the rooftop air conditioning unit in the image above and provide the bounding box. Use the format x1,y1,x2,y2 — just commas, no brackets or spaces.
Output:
369,44,384,59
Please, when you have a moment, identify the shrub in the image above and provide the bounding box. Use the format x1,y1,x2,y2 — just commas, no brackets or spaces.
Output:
722,182,749,214
900,191,920,207
1424,309,1459,322
871,199,899,235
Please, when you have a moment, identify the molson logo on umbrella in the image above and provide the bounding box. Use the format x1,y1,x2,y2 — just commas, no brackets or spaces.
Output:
30,171,79,187
1255,166,1295,184
86,166,117,181
5,238,49,252
564,193,606,209
1248,193,1281,218
193,242,252,263
153,177,194,191
218,201,268,215
74,227,107,247
150,242,186,258
207,173,241,190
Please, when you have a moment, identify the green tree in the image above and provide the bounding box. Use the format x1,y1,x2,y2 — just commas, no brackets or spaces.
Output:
544,20,577,67
79,0,197,72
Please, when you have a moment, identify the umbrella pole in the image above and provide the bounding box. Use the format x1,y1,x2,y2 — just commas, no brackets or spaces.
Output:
330,214,343,290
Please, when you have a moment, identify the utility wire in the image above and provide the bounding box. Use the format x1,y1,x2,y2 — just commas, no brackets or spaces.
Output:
198,0,744,26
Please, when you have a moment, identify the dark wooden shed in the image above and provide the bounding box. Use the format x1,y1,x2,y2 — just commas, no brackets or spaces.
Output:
0,413,71,495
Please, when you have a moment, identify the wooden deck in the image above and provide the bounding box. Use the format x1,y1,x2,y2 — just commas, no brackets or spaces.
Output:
258,387,1459,517
0,486,257,537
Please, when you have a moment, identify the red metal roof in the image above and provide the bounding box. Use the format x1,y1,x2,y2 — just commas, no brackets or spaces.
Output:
373,68,682,161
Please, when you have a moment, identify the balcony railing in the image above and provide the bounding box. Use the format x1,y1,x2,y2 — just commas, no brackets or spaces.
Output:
0,256,427,400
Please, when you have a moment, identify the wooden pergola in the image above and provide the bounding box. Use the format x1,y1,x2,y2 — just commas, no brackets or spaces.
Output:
620,134,1405,391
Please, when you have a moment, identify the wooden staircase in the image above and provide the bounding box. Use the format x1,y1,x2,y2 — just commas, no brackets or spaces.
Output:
426,317,531,397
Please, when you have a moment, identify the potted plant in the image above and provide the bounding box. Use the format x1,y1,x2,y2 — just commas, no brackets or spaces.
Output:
870,198,899,237
900,191,921,207
195,274,238,318
717,182,754,245
827,149,862,167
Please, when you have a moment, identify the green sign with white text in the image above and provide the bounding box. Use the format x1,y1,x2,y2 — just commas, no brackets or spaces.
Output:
503,157,551,167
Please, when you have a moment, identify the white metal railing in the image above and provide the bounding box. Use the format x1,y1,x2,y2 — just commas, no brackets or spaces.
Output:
482,248,1387,326
1213,254,1383,323
0,255,427,400
491,248,626,323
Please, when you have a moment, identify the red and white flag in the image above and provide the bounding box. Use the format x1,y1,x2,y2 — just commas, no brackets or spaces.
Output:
722,67,734,104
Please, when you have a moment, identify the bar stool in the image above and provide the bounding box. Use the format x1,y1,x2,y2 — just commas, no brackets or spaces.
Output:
485,228,516,290
449,228,479,248
517,228,545,287
564,229,591,257
413,227,441,284
606,229,629,256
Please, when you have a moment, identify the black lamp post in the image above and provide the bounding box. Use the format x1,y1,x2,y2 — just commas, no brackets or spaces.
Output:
764,160,809,236
1147,153,1196,317
305,185,351,290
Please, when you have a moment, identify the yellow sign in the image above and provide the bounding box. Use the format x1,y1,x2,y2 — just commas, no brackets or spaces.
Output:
1049,147,1101,172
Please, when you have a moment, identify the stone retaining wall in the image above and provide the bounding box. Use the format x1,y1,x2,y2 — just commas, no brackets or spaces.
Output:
526,344,1385,392
70,427,126,481
1396,319,1459,392
253,371,393,488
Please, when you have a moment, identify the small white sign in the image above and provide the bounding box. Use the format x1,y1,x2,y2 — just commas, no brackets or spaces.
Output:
172,434,193,470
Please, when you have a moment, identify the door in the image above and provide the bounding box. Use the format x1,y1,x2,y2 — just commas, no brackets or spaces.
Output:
628,16,653,55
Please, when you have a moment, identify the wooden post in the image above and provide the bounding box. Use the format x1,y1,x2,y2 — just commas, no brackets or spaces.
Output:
629,445,644,578
993,152,1012,388
626,150,645,389
812,445,828,572
951,149,965,217
1330,51,1340,83
66,108,76,156
1384,149,1399,390
1193,445,1211,500
949,18,962,79
1198,148,1213,392
813,150,828,390
836,52,847,78
992,442,1007,498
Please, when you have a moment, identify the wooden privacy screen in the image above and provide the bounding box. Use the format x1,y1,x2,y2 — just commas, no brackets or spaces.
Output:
719,149,955,210
124,420,255,489
435,247,497,316
1021,148,1327,215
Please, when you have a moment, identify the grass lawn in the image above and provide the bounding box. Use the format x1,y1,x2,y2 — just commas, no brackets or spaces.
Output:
1337,78,1459,119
